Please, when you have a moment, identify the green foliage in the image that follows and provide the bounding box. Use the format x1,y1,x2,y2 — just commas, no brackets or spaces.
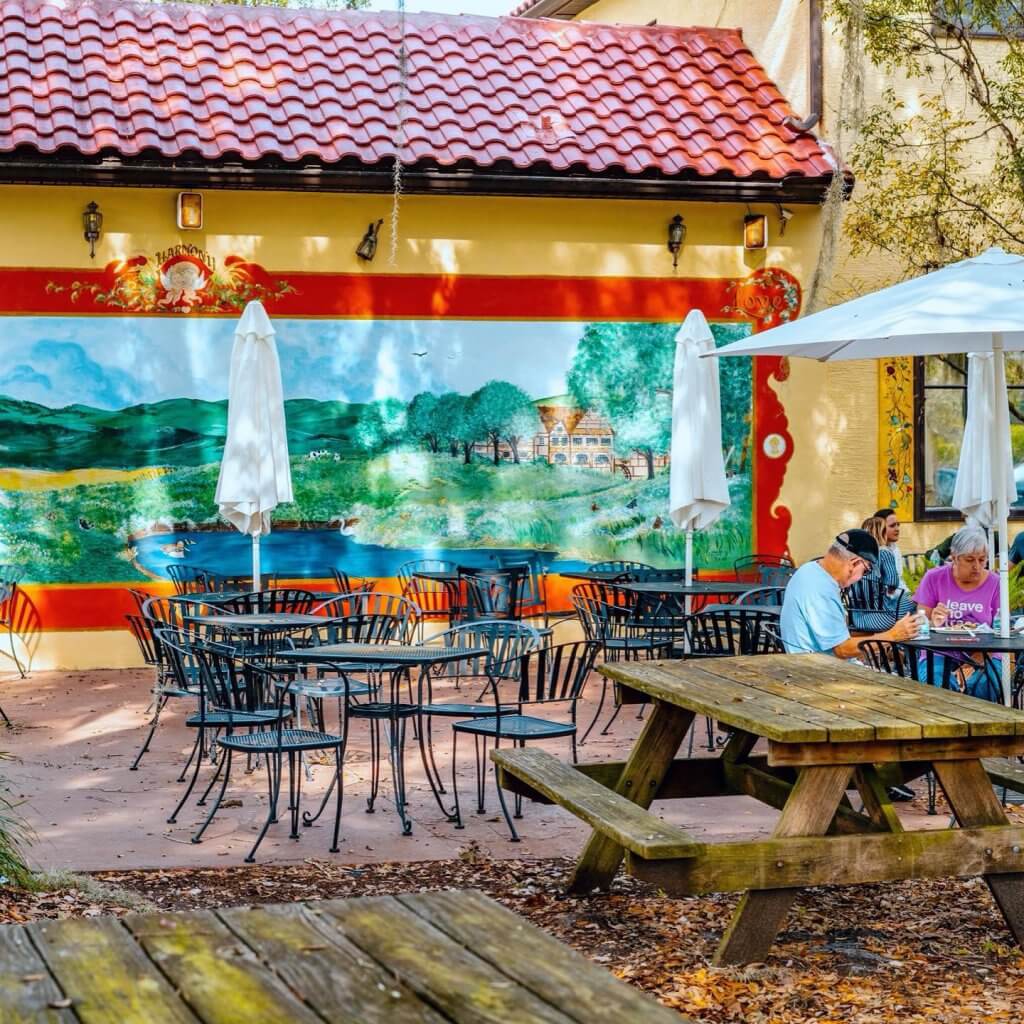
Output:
0,755,31,888
467,381,538,464
567,322,676,478
827,0,1024,271
352,398,406,454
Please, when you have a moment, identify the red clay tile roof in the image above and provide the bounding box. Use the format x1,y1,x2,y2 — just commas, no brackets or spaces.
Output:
0,0,837,188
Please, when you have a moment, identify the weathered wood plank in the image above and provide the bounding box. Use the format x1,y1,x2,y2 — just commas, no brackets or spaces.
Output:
854,765,904,834
768,734,1024,767
714,765,853,966
600,661,830,742
717,659,905,740
748,654,1024,734
399,890,684,1024
492,748,700,859
320,895,577,1024
27,917,197,1024
0,926,75,1024
934,759,1024,947
985,756,1024,794
218,903,447,1024
124,910,324,1024
733,659,964,739
837,660,1024,735
720,758,881,835
569,701,696,893
626,824,1024,894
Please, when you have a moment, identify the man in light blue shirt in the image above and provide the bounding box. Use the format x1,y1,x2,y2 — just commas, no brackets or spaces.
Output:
781,529,918,658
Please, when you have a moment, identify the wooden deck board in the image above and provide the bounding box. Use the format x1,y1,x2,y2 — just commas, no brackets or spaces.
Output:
2,893,681,1023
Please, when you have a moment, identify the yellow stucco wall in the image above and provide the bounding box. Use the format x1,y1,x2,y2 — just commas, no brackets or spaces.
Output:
582,0,1001,560
1,184,821,669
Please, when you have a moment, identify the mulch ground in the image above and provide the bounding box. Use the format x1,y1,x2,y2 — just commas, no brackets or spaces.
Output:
3,845,1024,1023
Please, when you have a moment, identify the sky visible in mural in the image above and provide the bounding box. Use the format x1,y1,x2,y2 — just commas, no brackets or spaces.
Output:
0,317,585,408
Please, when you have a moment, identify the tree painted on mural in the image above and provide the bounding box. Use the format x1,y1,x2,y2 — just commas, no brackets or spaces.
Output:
407,392,441,453
827,0,1024,272
567,322,676,479
467,381,539,465
353,398,406,454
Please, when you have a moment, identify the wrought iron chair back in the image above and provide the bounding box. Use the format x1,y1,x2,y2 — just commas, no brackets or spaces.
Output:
220,588,317,615
734,554,795,583
689,607,783,657
458,566,529,622
733,585,787,607
585,559,654,574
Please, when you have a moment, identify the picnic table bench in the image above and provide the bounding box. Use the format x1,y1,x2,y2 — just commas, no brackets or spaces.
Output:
0,889,680,1023
494,653,1024,965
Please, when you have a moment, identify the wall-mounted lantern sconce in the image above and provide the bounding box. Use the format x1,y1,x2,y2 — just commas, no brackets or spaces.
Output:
356,219,383,262
177,191,204,230
667,214,686,269
776,204,793,237
82,201,103,259
744,213,768,250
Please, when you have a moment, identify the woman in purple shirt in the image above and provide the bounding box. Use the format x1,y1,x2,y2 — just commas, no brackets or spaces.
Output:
912,524,1001,700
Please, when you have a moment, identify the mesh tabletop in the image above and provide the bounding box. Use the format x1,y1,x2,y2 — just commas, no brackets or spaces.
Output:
278,643,488,665
186,613,324,629
623,581,755,596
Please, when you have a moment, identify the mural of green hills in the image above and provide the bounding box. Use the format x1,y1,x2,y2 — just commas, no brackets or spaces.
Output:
0,396,362,471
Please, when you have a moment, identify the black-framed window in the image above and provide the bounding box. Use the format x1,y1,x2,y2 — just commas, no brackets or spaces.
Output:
935,1,1021,37
914,354,1024,519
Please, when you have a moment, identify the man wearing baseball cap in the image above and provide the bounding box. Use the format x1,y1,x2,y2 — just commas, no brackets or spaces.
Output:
780,528,920,659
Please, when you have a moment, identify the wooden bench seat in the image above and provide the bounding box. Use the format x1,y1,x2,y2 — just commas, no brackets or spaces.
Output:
985,757,1024,794
492,747,702,860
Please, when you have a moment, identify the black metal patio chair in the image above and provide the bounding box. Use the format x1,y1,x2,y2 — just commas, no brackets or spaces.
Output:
451,639,599,840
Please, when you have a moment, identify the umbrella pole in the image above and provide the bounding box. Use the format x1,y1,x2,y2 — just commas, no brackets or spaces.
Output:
252,533,262,593
994,334,1012,705
684,528,693,618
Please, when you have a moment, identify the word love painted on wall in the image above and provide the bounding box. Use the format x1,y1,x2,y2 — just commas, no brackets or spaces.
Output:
43,250,295,314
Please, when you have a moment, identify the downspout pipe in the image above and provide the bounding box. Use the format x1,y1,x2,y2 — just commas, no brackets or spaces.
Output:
783,0,823,132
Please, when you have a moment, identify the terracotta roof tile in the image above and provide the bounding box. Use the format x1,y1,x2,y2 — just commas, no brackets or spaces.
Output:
0,0,836,183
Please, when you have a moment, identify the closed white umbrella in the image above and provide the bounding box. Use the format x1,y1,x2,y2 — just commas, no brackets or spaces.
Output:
710,247,1024,703
952,353,1016,532
669,310,731,598
215,300,293,592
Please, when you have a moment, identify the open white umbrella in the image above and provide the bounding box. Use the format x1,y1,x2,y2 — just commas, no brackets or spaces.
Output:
710,247,1024,703
215,300,293,592
669,310,731,599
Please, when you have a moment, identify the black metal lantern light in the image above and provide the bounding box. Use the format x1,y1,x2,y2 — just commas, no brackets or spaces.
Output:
667,214,686,269
82,201,103,259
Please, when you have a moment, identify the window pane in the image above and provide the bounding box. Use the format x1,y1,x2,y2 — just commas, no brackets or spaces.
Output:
922,387,965,507
923,354,967,385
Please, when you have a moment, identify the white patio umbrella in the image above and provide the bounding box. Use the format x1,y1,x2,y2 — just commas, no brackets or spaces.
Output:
709,246,1024,704
214,300,293,592
669,310,731,601
952,353,1016,533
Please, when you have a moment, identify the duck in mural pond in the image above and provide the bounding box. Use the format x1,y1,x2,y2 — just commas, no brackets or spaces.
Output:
159,540,190,558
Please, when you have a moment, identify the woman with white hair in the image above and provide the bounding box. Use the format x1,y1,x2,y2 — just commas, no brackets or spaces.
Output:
912,524,1001,700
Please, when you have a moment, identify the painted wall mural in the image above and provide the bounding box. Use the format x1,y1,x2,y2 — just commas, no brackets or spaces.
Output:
0,256,800,629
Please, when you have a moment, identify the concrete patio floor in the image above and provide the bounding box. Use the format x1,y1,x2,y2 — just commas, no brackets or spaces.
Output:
0,663,950,873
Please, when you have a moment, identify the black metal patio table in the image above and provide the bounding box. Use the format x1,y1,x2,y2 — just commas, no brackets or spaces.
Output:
277,642,489,834
903,631,1024,704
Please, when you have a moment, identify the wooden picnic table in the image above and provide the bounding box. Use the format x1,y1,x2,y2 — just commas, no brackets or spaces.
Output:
493,653,1024,965
0,890,680,1023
